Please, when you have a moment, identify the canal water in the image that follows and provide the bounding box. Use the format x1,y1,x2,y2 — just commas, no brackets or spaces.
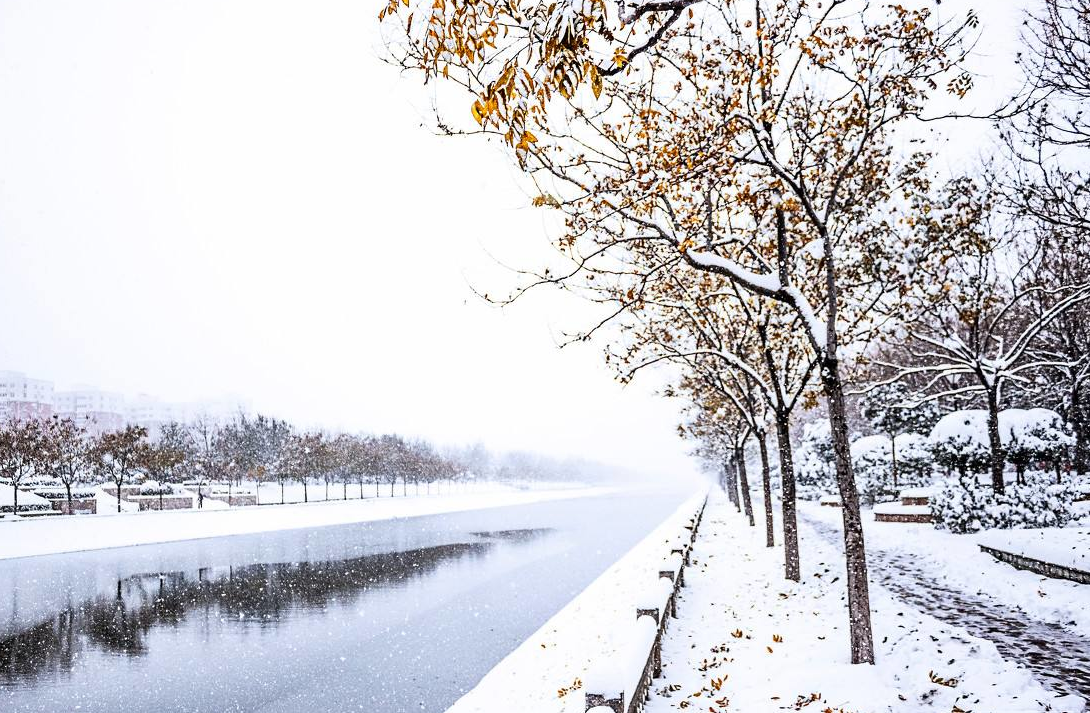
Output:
0,489,689,712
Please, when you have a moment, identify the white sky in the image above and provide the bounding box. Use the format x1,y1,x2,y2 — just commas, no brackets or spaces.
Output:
0,0,1027,478
0,0,702,478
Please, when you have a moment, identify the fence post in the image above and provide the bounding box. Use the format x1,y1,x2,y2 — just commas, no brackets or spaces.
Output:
585,693,624,713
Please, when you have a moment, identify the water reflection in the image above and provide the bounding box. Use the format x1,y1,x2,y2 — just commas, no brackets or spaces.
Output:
0,542,496,684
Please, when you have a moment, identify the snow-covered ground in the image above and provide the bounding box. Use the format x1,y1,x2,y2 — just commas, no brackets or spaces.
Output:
0,484,614,560
803,501,1090,638
644,492,1085,713
445,489,708,713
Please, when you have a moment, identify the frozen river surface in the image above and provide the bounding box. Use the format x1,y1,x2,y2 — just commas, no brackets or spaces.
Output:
0,489,688,712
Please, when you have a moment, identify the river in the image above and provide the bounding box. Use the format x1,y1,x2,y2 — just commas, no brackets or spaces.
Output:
0,489,688,712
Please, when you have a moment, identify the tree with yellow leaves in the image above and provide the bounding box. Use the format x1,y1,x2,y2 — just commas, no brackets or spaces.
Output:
384,0,978,664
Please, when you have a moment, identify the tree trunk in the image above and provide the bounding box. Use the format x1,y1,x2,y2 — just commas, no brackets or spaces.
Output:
303,480,308,503
13,482,18,514
735,445,754,527
1073,383,1086,474
65,482,73,515
890,433,898,489
343,482,348,500
390,480,395,497
159,487,164,511
758,431,774,547
772,411,800,582
116,479,122,513
723,460,739,510
985,389,1006,494
820,355,875,665
280,480,285,505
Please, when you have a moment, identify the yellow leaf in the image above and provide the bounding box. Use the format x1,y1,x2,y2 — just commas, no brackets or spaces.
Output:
589,64,603,99
471,100,485,124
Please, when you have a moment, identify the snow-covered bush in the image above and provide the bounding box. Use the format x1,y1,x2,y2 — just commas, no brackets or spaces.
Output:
930,478,994,533
928,410,991,477
896,433,934,488
851,432,935,504
1000,408,1074,482
850,435,895,505
931,478,1078,533
795,420,836,500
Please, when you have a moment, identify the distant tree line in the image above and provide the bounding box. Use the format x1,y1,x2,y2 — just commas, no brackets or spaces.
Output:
0,412,600,514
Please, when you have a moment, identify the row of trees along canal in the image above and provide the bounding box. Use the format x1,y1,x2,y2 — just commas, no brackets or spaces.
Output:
379,0,1090,664
0,414,596,513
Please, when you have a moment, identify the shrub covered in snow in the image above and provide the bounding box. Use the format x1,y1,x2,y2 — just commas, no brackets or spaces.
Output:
928,410,991,477
795,420,836,500
931,477,1078,533
850,435,895,505
1000,408,1074,482
896,433,934,486
850,432,935,505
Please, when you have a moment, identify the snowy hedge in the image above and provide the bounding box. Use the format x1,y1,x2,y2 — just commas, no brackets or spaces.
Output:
850,435,894,505
928,410,992,477
795,420,836,500
1000,408,1074,480
930,478,1078,533
850,432,934,505
0,502,51,514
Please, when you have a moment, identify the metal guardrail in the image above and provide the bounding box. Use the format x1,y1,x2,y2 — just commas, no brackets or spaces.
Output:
585,495,709,713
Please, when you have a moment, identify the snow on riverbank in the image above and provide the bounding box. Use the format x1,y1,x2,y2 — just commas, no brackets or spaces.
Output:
645,493,1083,713
445,489,709,713
0,485,614,560
803,502,1090,638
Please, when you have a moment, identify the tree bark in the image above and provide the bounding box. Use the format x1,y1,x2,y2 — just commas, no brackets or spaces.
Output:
758,431,774,547
735,445,754,527
820,355,875,665
1072,384,1087,475
772,411,800,582
890,433,898,489
723,460,739,510
985,388,1006,494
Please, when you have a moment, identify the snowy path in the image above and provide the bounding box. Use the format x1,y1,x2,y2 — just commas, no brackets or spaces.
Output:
643,492,1081,713
802,512,1090,699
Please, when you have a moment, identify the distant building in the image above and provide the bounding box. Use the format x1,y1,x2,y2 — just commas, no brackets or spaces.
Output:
0,368,248,435
54,388,125,435
0,370,54,422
